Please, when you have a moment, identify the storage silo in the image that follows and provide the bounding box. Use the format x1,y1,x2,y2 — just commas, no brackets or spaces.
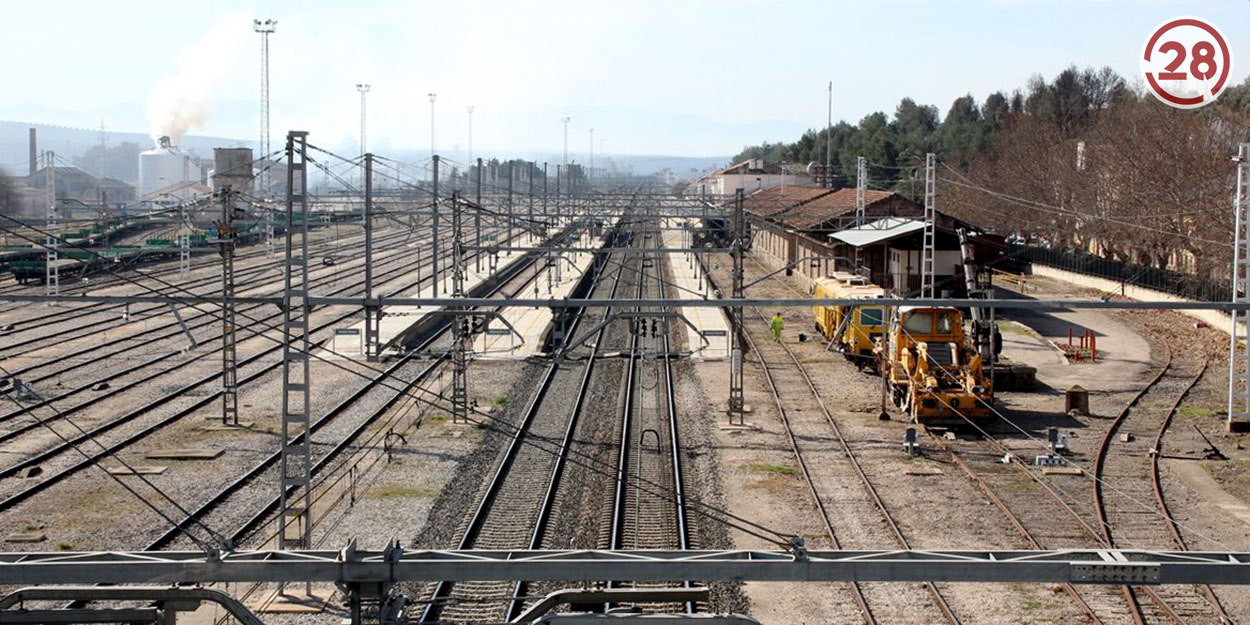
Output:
139,136,193,198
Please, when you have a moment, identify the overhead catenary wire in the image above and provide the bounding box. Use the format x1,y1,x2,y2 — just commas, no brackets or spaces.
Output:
751,253,1237,554
0,190,794,550
0,362,227,554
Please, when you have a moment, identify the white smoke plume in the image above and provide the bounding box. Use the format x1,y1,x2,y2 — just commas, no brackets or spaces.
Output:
146,14,250,145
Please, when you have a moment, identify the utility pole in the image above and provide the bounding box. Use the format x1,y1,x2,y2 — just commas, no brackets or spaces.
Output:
475,158,483,274
364,153,379,361
854,155,867,272
825,81,833,189
1229,143,1250,432
356,84,370,155
279,130,312,550
450,192,469,424
428,93,438,158
466,105,473,164
855,156,866,226
589,128,594,180
921,153,936,298
253,19,277,256
728,189,745,425
542,162,548,224
432,154,440,298
44,151,58,297
218,185,239,426
528,162,535,230
507,161,514,240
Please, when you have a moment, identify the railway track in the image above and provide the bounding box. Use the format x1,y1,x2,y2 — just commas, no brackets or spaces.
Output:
923,341,1232,624
0,233,439,453
737,304,962,625
424,218,632,623
0,224,468,438
0,219,501,423
603,231,692,615
149,232,555,552
742,250,1232,623
0,224,534,515
0,226,414,362
1092,350,1232,624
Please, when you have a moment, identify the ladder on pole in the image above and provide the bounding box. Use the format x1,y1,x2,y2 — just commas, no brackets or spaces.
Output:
44,152,58,298
279,131,312,550
921,153,937,298
855,156,867,272
451,192,469,424
220,186,239,426
1229,143,1250,432
728,189,745,425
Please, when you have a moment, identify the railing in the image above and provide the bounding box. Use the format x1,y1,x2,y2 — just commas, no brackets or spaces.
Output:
1008,243,1231,302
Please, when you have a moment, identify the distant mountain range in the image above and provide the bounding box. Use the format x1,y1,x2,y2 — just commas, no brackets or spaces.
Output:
0,120,731,182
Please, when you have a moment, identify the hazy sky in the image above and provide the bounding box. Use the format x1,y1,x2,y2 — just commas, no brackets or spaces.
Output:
2,0,1248,158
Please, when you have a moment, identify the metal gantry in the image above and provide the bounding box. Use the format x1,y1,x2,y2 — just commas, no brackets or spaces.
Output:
43,151,58,297
1229,142,1250,431
450,191,469,424
219,185,239,426
921,152,937,298
363,153,380,362
3,547,1249,587
727,189,746,425
432,154,441,298
855,155,866,227
279,131,313,550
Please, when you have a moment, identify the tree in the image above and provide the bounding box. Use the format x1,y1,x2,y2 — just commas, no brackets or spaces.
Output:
0,168,17,216
72,141,142,182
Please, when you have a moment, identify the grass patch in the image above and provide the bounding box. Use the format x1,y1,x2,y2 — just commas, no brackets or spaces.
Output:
1020,599,1043,611
22,524,38,532
369,484,437,500
426,414,448,423
1178,404,1217,418
747,463,797,476
56,541,73,551
493,394,509,406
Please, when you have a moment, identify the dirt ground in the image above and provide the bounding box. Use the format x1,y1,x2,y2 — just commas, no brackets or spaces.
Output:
692,255,1250,624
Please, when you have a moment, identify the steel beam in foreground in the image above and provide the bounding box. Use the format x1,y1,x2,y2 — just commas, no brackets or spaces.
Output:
0,548,1246,586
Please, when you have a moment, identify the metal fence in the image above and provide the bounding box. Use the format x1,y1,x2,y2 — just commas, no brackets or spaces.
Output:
1008,243,1232,302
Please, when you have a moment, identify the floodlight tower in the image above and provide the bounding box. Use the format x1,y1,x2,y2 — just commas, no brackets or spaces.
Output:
561,116,571,168
253,18,276,255
428,93,437,158
356,84,370,155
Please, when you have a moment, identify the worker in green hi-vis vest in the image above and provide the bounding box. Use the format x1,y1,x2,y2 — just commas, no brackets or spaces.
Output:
770,312,784,343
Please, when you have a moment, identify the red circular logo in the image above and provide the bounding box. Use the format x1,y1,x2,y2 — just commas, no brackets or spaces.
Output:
1140,17,1233,109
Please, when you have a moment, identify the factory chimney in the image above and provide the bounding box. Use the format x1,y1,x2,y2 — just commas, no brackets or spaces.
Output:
28,128,36,176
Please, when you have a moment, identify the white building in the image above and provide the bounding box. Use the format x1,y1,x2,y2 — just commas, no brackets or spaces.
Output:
690,158,813,196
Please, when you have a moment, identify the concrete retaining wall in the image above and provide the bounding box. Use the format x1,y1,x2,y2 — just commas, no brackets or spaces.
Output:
1030,264,1241,337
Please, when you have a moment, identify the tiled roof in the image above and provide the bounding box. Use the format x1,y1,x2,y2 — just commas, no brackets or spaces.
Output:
743,185,833,217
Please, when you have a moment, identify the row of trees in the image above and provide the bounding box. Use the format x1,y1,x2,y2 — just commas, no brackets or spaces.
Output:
737,67,1250,280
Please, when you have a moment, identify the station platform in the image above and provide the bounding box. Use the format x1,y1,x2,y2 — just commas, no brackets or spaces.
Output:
662,219,729,361
326,232,544,359
473,232,602,359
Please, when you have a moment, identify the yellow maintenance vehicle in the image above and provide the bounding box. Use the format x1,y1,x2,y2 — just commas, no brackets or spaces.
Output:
876,306,993,426
811,272,887,367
